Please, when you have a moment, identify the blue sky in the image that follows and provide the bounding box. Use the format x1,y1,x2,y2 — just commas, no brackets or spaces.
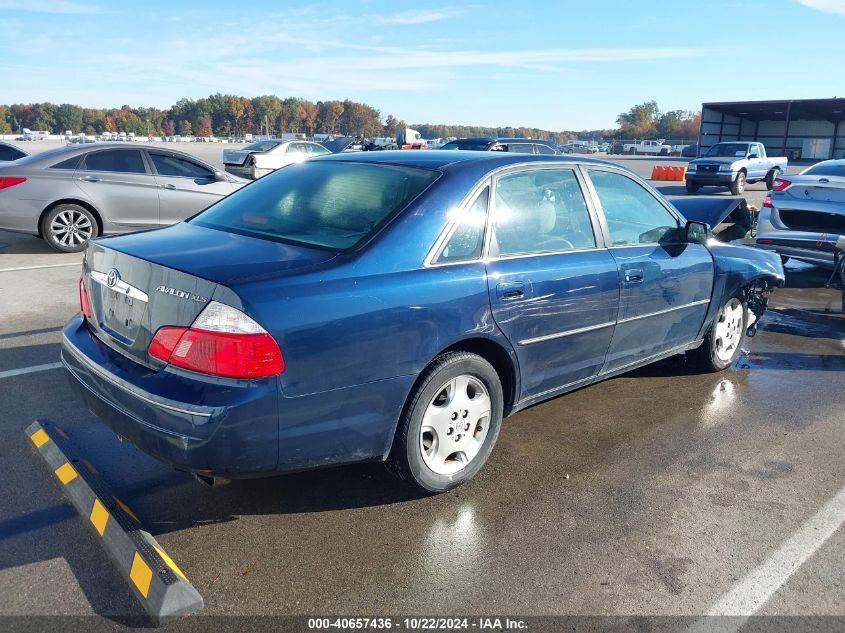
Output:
1,0,843,130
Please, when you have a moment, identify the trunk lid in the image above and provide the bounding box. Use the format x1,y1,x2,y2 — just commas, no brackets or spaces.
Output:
222,149,253,166
781,176,845,204
84,223,340,366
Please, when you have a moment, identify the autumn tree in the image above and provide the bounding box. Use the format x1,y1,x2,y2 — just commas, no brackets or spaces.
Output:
616,100,660,138
300,100,318,135
179,119,192,136
195,115,212,138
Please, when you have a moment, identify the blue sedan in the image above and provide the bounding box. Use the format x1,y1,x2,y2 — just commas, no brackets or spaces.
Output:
61,152,784,492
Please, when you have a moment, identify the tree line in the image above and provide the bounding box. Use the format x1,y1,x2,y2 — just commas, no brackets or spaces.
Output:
0,95,699,141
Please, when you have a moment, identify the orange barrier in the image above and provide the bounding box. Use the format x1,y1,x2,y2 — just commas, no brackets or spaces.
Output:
651,165,686,181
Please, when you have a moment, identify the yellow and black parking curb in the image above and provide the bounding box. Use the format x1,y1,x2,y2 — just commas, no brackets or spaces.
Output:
25,419,203,625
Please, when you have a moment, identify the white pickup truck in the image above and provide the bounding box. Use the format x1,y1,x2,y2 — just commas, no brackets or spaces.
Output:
685,142,788,195
623,139,672,155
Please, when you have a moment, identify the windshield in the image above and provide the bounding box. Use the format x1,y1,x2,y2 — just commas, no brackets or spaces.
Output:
243,140,282,152
802,162,845,178
440,141,492,151
705,143,749,158
192,161,439,251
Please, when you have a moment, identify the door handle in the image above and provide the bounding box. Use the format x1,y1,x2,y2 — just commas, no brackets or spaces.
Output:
496,281,525,300
819,178,829,184
79,175,100,182
160,183,177,190
624,269,644,283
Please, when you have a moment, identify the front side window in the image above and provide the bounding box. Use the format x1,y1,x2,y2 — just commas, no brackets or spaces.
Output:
436,186,489,263
535,144,555,155
588,170,679,245
150,152,213,178
83,149,147,174
491,169,596,256
192,161,439,251
286,142,308,155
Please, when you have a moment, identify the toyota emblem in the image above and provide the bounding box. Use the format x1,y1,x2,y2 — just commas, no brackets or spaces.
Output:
107,269,120,288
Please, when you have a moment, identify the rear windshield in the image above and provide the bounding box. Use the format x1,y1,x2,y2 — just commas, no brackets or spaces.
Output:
243,141,282,152
192,161,439,251
802,162,845,178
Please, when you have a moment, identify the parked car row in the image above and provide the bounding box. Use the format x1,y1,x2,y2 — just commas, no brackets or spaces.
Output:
0,144,246,252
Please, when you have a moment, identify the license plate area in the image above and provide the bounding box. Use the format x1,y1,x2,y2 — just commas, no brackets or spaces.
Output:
89,271,148,346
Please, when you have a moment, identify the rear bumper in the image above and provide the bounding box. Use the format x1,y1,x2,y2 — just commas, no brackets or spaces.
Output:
61,315,281,475
61,315,412,476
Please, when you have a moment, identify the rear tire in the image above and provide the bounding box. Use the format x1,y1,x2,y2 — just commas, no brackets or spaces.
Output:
730,172,746,195
386,352,504,493
765,168,781,191
688,295,747,372
685,181,701,194
41,204,98,253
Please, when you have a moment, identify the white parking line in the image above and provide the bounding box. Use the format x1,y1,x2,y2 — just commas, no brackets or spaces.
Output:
0,262,81,273
687,484,845,632
0,362,63,379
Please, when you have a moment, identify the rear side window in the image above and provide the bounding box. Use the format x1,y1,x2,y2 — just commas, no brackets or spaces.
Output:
588,170,679,245
192,161,439,251
0,145,26,161
803,162,845,178
150,152,213,178
535,144,555,155
83,149,147,174
436,186,489,263
307,143,331,156
50,156,81,170
507,143,534,154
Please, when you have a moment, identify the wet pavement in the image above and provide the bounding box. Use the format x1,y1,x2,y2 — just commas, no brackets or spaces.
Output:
0,238,844,627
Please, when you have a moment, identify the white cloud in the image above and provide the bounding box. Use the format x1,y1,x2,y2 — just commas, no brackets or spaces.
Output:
796,0,845,15
0,0,100,13
376,8,465,24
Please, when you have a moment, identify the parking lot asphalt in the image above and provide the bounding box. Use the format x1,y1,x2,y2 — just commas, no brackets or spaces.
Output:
0,144,843,628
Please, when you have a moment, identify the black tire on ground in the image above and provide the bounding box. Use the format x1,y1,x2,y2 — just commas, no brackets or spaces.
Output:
386,351,504,493
687,295,747,373
730,171,746,195
765,168,781,190
40,203,98,253
685,181,701,194
660,148,669,156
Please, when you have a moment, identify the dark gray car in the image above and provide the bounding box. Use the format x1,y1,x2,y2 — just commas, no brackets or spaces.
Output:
0,143,246,252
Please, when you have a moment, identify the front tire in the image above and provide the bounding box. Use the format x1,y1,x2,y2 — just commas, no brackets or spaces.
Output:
686,181,701,194
730,172,746,195
386,352,504,493
41,204,98,252
688,295,746,372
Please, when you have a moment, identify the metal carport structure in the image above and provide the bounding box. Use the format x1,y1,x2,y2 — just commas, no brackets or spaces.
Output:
698,98,845,161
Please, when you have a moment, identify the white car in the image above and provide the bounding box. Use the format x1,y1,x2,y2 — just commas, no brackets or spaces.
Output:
223,139,331,180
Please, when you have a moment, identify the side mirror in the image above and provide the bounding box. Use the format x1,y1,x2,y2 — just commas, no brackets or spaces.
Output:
213,170,226,181
748,152,759,159
685,221,709,244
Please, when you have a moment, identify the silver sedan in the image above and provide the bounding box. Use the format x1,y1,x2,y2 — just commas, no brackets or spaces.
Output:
754,159,845,267
0,143,246,252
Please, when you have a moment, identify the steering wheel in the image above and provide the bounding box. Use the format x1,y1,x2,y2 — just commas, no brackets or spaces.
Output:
535,236,574,251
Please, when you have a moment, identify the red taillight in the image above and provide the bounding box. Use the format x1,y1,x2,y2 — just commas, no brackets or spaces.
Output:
756,238,774,244
771,178,791,191
79,277,92,319
762,194,772,208
0,177,26,190
149,326,284,378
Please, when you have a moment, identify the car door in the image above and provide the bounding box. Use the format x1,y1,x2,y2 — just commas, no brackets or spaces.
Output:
148,150,235,225
74,148,160,229
583,167,714,373
483,166,619,400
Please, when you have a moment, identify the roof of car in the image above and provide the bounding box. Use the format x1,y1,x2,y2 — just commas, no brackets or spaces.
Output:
447,137,555,145
315,149,619,172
